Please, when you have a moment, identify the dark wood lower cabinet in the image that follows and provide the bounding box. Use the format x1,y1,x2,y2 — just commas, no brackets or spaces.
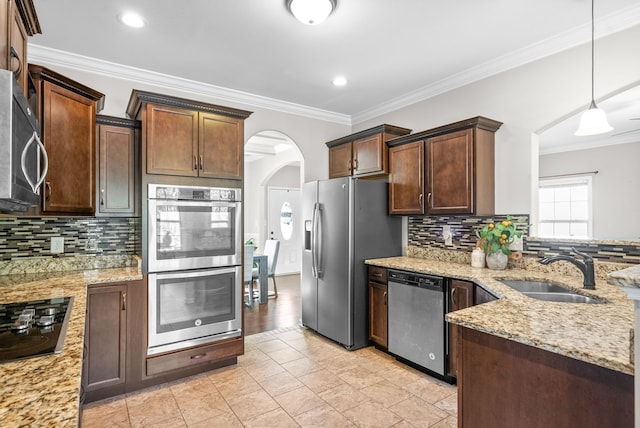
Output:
83,277,243,403
458,327,633,427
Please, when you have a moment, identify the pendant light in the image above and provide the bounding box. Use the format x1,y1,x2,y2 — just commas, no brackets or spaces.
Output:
287,0,336,26
574,0,613,136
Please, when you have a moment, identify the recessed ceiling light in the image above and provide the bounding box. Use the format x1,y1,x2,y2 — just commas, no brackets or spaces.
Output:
332,76,347,86
119,12,145,28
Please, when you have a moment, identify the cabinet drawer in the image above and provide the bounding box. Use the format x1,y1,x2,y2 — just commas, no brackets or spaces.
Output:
146,337,243,376
368,266,387,283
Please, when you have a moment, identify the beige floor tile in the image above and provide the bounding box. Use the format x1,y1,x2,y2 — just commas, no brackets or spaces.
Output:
287,335,323,351
273,385,326,416
388,395,449,428
318,383,371,413
359,380,411,408
320,353,364,374
301,342,346,362
211,368,263,401
430,415,458,428
244,358,287,382
169,374,217,401
255,338,291,353
343,401,403,428
187,411,244,428
298,368,345,393
295,403,356,428
237,348,272,366
267,347,306,364
244,407,301,428
81,398,130,428
126,387,183,428
434,392,458,416
336,365,385,389
402,378,456,405
377,363,426,388
174,389,234,426
226,388,280,422
274,329,306,342
259,370,304,396
281,357,324,377
389,421,415,428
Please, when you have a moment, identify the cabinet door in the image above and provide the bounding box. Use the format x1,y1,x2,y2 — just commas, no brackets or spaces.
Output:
199,112,243,179
84,283,127,392
97,124,136,215
7,0,29,95
353,134,385,176
368,282,388,348
41,81,96,214
328,143,352,178
146,103,198,176
426,129,473,214
388,141,424,215
447,279,474,378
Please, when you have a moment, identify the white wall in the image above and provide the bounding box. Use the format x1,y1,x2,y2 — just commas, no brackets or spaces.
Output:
353,25,640,217
539,142,640,240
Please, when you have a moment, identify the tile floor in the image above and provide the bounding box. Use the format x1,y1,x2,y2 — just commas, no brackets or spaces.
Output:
81,326,457,427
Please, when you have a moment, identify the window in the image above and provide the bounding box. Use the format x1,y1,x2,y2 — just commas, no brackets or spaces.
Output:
538,176,592,239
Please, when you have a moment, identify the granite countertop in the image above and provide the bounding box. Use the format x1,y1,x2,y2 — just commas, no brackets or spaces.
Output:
0,265,143,428
366,256,635,376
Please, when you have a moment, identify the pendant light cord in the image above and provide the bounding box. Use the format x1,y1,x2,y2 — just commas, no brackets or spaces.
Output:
590,0,596,108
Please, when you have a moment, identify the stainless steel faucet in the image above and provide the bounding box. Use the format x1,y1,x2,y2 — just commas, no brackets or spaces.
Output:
539,247,596,290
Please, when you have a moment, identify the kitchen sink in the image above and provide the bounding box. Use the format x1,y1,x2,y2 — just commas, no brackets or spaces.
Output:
500,280,571,293
499,280,604,304
523,292,602,304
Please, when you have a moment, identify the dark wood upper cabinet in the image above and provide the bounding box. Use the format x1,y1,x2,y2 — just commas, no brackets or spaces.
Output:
387,116,502,215
326,124,411,179
126,90,252,180
29,64,105,214
96,115,140,216
1,0,40,97
388,140,424,215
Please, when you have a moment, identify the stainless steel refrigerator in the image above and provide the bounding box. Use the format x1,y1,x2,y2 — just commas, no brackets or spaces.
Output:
301,177,402,349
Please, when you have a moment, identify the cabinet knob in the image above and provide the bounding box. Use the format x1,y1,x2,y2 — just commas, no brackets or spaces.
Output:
353,158,358,171
45,182,52,202
427,192,432,207
383,291,387,306
451,287,457,306
199,155,203,170
100,189,105,206
121,292,127,311
9,47,22,78
193,155,198,170
347,160,351,171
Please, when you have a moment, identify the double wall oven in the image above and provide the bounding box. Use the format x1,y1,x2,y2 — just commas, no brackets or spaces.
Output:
146,184,242,355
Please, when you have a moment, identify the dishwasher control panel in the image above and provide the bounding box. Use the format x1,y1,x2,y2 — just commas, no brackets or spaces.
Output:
388,270,444,292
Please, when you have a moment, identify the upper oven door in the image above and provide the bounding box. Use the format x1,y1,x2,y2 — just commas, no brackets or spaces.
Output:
148,198,241,272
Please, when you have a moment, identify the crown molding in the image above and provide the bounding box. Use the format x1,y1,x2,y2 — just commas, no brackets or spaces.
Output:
352,5,640,124
28,45,352,126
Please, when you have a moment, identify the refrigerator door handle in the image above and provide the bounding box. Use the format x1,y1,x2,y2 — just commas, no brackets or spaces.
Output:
311,203,318,278
314,202,324,278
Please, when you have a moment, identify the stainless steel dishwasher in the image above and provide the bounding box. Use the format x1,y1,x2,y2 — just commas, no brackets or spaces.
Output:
387,269,446,377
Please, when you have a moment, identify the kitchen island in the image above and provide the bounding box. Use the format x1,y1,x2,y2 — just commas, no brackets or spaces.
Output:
0,263,142,428
366,255,635,426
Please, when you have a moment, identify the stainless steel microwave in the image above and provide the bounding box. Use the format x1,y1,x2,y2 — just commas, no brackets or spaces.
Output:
0,70,48,212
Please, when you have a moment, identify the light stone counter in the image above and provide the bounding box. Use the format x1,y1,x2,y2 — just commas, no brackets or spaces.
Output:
0,262,143,428
366,256,634,375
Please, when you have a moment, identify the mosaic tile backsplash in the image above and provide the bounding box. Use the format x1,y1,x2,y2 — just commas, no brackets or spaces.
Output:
0,217,141,261
408,214,640,265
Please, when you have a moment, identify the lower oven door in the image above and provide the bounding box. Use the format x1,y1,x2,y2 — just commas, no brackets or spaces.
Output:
147,266,242,355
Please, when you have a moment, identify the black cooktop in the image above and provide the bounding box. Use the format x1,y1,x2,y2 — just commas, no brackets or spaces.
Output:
0,296,73,363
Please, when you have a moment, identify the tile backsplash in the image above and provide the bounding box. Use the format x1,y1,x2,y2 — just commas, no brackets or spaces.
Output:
409,214,640,265
0,217,141,261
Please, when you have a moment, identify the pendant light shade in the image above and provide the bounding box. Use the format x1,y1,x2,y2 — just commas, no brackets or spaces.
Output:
574,0,613,136
287,0,336,25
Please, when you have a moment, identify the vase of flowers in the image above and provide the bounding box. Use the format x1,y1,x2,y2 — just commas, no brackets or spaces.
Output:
476,215,523,270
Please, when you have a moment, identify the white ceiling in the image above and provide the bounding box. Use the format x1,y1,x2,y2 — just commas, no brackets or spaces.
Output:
29,0,640,125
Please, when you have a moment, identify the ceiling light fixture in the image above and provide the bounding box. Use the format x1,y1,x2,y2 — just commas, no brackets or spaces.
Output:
287,0,336,26
332,76,347,86
574,0,612,136
119,12,145,28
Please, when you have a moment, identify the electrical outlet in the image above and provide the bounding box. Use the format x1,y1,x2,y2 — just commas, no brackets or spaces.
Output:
443,225,453,246
51,237,64,254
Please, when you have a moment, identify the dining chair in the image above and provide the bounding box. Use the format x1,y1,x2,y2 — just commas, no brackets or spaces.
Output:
243,244,257,307
253,239,280,299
